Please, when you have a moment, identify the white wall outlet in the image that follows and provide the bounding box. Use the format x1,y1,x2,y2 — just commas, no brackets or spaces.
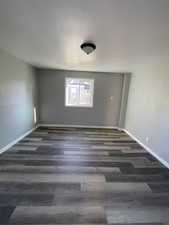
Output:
146,137,149,143
110,96,114,101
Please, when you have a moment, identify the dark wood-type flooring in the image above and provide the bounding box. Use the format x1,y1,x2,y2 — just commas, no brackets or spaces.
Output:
0,127,169,224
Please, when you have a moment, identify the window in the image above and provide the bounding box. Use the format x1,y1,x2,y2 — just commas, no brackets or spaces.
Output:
65,78,94,107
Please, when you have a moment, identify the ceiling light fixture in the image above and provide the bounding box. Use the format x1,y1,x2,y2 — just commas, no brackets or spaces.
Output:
80,42,96,55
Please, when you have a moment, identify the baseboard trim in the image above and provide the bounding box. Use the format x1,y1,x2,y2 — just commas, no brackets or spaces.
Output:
38,123,120,130
0,125,38,154
123,128,169,169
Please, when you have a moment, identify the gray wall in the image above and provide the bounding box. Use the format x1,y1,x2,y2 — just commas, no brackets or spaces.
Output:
0,49,37,150
37,69,128,127
125,55,169,163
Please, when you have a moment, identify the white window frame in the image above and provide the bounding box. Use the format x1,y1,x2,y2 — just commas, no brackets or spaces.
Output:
65,77,94,108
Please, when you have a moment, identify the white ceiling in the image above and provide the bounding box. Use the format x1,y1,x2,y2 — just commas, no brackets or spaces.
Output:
0,0,169,72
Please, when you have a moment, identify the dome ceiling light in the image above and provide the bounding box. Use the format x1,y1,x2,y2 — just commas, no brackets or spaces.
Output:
80,42,96,55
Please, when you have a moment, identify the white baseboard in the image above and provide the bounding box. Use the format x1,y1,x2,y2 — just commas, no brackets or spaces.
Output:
39,123,119,130
123,128,169,169
0,125,38,154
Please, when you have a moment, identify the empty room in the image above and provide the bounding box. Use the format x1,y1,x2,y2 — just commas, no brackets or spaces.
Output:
0,0,169,224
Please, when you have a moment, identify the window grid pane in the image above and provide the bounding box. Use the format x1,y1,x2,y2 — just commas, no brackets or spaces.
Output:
65,78,94,107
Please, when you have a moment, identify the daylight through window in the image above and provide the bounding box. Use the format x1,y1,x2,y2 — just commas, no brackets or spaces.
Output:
65,78,94,107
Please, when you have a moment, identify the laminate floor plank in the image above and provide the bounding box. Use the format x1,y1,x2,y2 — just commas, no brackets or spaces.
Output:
0,173,106,183
0,181,81,193
9,206,107,224
81,182,151,193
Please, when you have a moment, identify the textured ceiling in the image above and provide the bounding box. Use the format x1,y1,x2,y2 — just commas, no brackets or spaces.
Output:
0,0,169,72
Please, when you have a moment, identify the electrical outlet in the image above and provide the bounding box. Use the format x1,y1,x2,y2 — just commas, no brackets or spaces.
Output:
146,137,149,143
110,96,114,101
